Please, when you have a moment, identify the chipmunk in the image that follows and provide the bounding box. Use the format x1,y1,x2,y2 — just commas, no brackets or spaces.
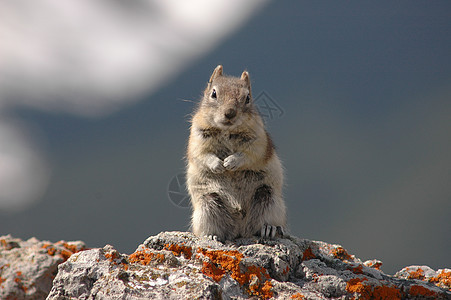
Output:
186,65,286,241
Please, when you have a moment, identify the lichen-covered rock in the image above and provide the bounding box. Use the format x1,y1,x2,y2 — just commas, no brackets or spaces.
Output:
0,234,87,299
1,232,450,299
46,231,451,299
47,243,221,299
395,265,451,297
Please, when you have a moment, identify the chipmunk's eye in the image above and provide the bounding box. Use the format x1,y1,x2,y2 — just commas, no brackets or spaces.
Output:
211,89,217,99
245,94,250,104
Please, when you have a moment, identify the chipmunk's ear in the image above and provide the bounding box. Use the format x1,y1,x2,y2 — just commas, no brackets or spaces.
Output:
209,65,223,84
241,71,252,98
240,71,251,88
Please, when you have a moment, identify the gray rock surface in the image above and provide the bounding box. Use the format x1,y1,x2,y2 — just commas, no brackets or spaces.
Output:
46,231,450,299
0,234,87,299
1,232,450,299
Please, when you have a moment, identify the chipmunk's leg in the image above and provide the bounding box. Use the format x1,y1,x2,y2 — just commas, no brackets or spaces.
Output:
192,192,235,242
246,184,286,238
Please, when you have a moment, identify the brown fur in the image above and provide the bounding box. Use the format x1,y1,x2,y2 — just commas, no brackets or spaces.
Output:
186,65,286,241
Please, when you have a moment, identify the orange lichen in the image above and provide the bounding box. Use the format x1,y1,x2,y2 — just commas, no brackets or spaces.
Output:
373,263,382,270
290,292,305,299
364,260,382,270
0,263,9,285
59,242,80,253
409,285,436,297
197,248,273,299
346,278,401,300
429,270,451,289
57,241,88,252
47,247,57,256
331,246,352,261
283,266,290,274
129,251,153,265
198,249,243,283
60,250,73,261
371,285,401,299
42,241,87,261
202,261,225,282
311,273,320,283
406,267,425,280
128,250,165,266
302,247,316,261
248,275,273,299
13,271,28,293
0,239,15,250
105,251,120,262
249,274,260,294
351,264,364,274
42,244,57,256
164,243,193,259
346,278,371,297
240,264,270,286
259,280,273,299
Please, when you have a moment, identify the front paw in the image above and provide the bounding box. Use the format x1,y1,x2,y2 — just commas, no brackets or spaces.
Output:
206,155,225,173
223,153,244,171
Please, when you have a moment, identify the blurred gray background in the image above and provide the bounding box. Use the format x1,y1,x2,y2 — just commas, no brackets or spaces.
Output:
1,1,450,275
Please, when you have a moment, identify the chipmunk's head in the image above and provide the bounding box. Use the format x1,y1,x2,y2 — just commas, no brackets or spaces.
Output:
201,65,257,130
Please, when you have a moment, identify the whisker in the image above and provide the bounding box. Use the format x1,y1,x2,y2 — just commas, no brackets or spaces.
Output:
179,98,196,103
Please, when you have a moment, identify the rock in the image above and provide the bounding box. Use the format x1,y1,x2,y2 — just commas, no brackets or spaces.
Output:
2,232,450,299
0,234,87,300
45,231,451,300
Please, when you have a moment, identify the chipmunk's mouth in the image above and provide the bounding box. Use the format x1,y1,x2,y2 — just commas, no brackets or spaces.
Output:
221,120,233,126
214,116,242,130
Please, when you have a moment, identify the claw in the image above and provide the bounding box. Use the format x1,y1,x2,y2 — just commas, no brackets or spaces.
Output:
260,224,272,238
261,226,267,238
260,225,285,238
206,235,219,241
205,234,222,242
270,226,276,238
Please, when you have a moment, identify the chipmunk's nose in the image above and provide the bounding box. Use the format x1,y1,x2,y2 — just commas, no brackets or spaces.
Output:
224,108,237,120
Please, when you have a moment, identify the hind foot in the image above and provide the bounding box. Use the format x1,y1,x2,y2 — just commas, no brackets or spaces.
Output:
204,235,223,243
260,225,285,238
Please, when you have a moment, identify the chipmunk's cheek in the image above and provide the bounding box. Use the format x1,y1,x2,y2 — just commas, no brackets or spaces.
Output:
209,114,223,127
233,117,243,128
